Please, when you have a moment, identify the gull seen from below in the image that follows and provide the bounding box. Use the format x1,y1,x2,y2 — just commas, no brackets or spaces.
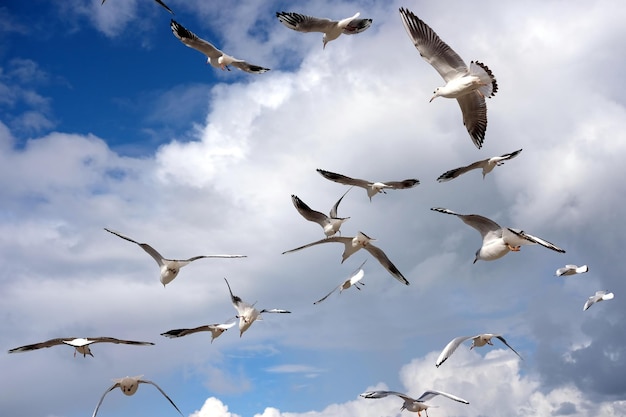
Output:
104,228,246,287
437,149,523,182
91,375,183,417
317,169,419,201
291,188,351,237
276,11,373,49
160,318,237,343
170,20,270,73
8,337,154,358
431,208,565,263
435,333,523,367
101,0,174,15
314,259,367,305
224,278,291,337
556,264,589,276
583,290,614,311
282,231,410,286
399,7,498,149
360,389,469,416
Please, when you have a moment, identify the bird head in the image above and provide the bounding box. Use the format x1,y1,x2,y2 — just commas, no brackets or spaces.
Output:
430,88,442,102
322,34,329,49
117,376,141,396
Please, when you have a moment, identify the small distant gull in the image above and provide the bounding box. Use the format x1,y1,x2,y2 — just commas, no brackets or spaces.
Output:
314,259,367,305
92,375,182,417
317,169,419,201
224,278,291,337
160,318,237,344
282,231,409,286
101,0,174,15
170,19,270,73
399,7,498,149
435,334,522,367
556,264,589,277
431,208,565,263
360,390,469,416
276,11,372,49
437,149,522,182
583,290,614,311
8,337,153,358
291,188,351,237
104,228,246,287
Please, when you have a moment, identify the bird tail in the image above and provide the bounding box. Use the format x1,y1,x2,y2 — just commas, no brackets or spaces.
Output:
470,61,498,98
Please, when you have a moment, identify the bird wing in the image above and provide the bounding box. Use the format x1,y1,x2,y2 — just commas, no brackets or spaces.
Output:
342,17,373,35
317,169,370,188
223,278,252,315
259,308,291,314
105,228,167,266
399,7,467,82
292,195,329,226
495,335,523,359
276,12,335,33
360,390,415,402
281,236,352,255
505,228,566,253
437,159,487,182
329,187,352,218
91,382,120,417
363,244,410,285
498,148,523,161
313,285,341,305
230,61,270,74
457,92,488,149
382,179,420,189
153,0,174,14
8,337,68,353
170,19,223,59
431,208,502,241
416,389,470,404
435,335,474,367
89,337,154,346
138,380,183,416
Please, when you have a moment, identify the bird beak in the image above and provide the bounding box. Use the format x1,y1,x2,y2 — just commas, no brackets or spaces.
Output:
429,95,436,103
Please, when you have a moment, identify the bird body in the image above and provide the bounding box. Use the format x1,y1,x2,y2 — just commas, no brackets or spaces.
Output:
8,337,154,357
435,333,522,367
276,11,372,48
437,149,522,182
317,169,419,201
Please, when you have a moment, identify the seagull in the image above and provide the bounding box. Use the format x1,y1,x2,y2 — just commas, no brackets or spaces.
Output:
399,7,498,149
291,188,351,237
8,337,154,357
317,169,419,201
224,278,291,337
92,375,182,417
435,334,522,367
104,228,246,287
282,231,410,286
360,390,469,416
583,290,614,311
556,264,589,277
437,149,522,182
314,259,367,305
430,208,565,263
276,11,372,49
101,0,174,15
170,19,270,74
160,318,237,343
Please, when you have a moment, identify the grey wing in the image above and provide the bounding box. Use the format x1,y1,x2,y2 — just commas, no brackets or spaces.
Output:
281,236,351,255
343,18,373,34
170,19,222,59
364,244,410,285
495,335,523,359
329,187,352,218
416,389,469,404
360,390,414,401
499,148,523,161
153,0,174,14
292,195,329,225
276,12,334,33
90,337,154,346
317,169,370,188
435,335,474,367
230,61,270,74
179,254,247,262
457,92,488,149
259,308,291,314
506,229,566,253
382,179,420,189
92,383,120,417
104,228,166,266
8,338,67,353
399,7,467,81
431,208,501,240
313,285,341,304
161,326,215,338
139,380,183,416
437,160,487,182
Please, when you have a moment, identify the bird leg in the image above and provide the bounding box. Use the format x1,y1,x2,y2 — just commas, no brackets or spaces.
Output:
507,244,521,252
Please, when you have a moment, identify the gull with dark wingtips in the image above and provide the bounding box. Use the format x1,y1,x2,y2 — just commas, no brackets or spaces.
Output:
276,11,372,49
291,188,351,237
317,169,419,201
101,0,174,15
160,318,237,343
8,337,154,358
556,264,589,277
360,389,469,416
437,149,522,182
314,259,366,305
583,290,614,311
435,333,523,367
399,7,498,149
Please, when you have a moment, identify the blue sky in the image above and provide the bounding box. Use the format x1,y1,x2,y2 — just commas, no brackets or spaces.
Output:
2,1,626,417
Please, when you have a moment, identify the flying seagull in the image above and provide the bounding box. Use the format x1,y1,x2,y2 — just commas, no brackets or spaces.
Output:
160,318,237,343
360,390,469,416
276,11,372,49
556,264,589,277
583,290,614,311
431,208,565,263
101,0,174,15
437,149,522,182
224,278,291,337
435,333,522,367
317,169,419,201
314,259,367,305
291,188,351,237
92,375,182,417
282,231,410,285
104,228,246,287
399,7,498,149
170,19,270,74
8,337,154,357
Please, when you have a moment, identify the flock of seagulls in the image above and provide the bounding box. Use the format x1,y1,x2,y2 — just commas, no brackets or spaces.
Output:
8,3,616,417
